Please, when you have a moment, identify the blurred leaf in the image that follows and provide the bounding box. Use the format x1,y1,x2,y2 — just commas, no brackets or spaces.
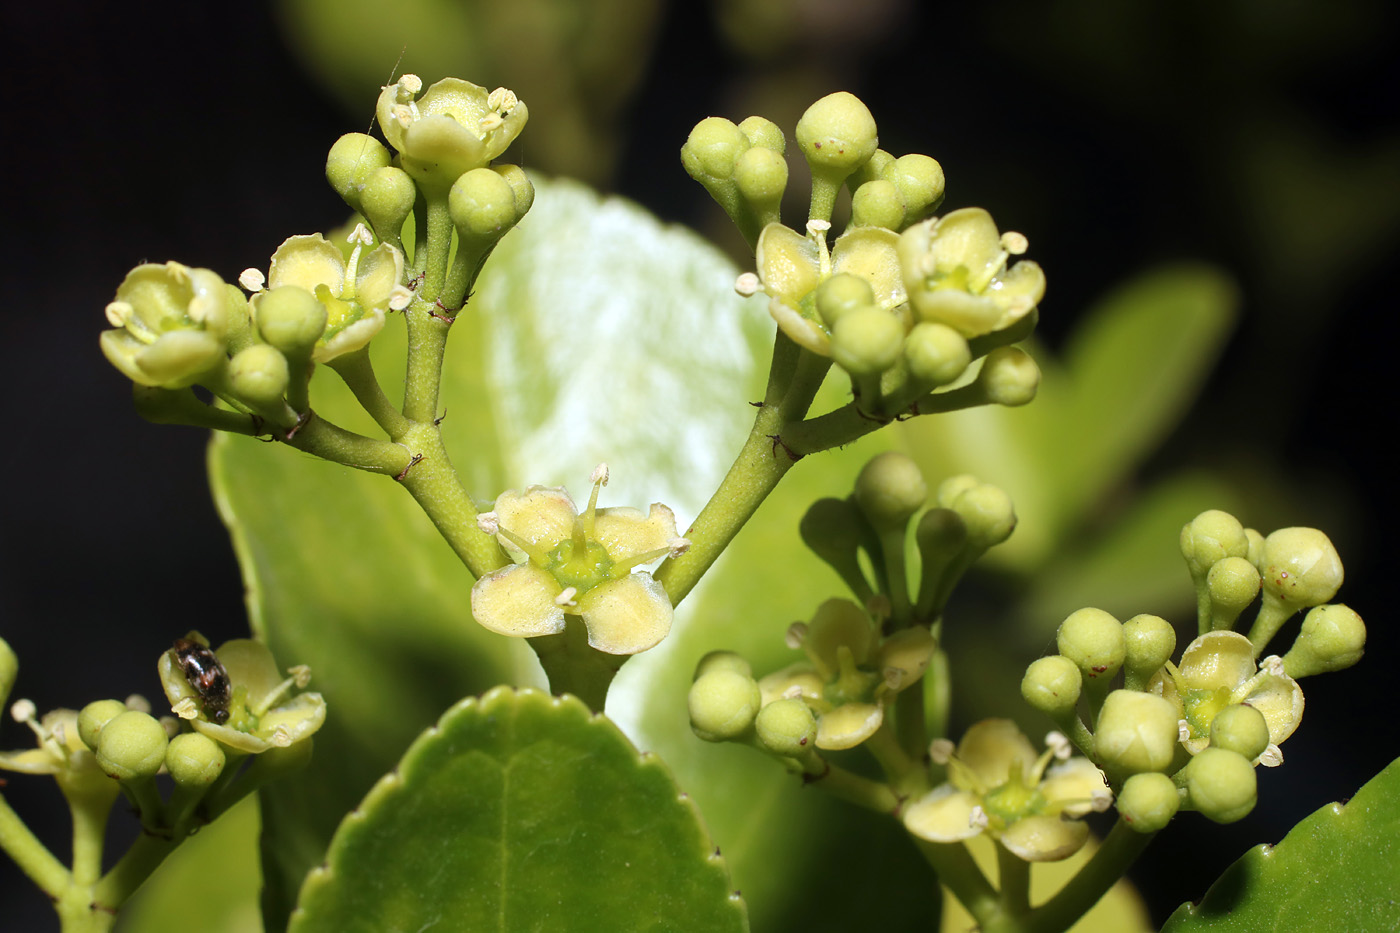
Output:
1161,755,1400,932
902,263,1237,569
289,688,747,933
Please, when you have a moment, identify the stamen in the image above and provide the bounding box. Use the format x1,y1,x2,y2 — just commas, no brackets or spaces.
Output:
476,512,500,535
554,586,579,607
1178,719,1192,742
11,698,37,724
667,537,691,558
238,268,266,292
928,738,955,765
396,74,423,97
1258,744,1284,767
784,622,808,650
806,220,833,277
969,805,990,830
254,673,306,717
288,665,312,689
1090,788,1114,811
1000,231,1029,255
389,285,413,311
734,272,760,297
172,697,200,721
479,112,505,134
348,223,375,247
270,725,293,748
1045,731,1072,760
1028,746,1058,784
105,301,133,327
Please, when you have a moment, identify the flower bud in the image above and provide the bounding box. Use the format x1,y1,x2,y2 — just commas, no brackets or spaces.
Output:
1244,528,1265,567
903,322,971,387
1259,527,1343,610
681,117,748,183
1282,604,1366,678
450,167,521,237
885,154,945,225
847,148,895,191
800,496,876,602
1182,747,1257,823
737,115,785,153
830,306,903,375
688,669,762,742
95,710,170,781
1093,689,1178,777
754,698,818,756
0,637,15,711
1021,656,1083,717
935,475,980,509
77,699,130,752
228,344,290,408
1122,614,1176,689
1117,772,1180,833
947,483,1016,550
253,286,328,354
1206,556,1261,630
1209,704,1270,761
325,133,392,210
693,650,752,680
978,346,1039,406
492,164,536,218
851,179,905,229
1180,510,1249,580
165,732,226,788
814,273,876,329
359,166,416,241
1057,608,1126,682
795,92,878,178
853,452,927,530
734,146,788,215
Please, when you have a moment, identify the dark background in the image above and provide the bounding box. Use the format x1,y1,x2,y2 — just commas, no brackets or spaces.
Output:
2,1,1396,929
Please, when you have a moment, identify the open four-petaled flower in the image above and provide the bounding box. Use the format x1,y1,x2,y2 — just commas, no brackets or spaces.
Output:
470,466,689,655
903,719,1110,862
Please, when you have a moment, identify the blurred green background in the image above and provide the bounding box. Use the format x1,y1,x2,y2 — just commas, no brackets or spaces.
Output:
1,0,1396,929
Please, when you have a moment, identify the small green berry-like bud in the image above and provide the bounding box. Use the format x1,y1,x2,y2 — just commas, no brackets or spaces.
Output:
492,164,536,218
1209,704,1270,761
814,273,876,329
1258,527,1343,609
1117,772,1180,833
1057,608,1126,682
936,475,980,509
903,322,971,386
0,637,15,712
688,669,762,742
1282,604,1366,677
77,699,130,752
886,154,945,225
95,710,170,781
978,346,1039,406
228,344,290,408
734,146,788,212
1021,655,1083,717
325,133,392,210
1206,556,1261,630
1122,614,1176,689
830,306,903,376
1182,747,1257,823
853,452,927,530
165,732,226,788
693,650,753,680
754,698,818,756
796,92,879,176
1180,510,1249,580
681,117,748,183
737,115,785,153
1244,528,1265,567
254,286,328,353
948,483,1016,550
800,497,876,603
1094,689,1179,777
851,179,905,229
359,166,416,241
450,167,520,237
847,148,895,191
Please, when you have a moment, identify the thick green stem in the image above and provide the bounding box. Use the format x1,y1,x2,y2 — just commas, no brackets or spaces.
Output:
329,348,411,439
395,423,507,579
997,844,1031,918
1018,820,1156,933
285,414,411,477
530,617,625,714
795,751,901,814
0,792,68,899
402,301,452,424
914,838,1001,924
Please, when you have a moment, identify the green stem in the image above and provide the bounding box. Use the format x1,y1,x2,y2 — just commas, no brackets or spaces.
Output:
914,838,1001,924
997,843,1031,918
795,751,901,814
0,792,68,898
328,348,411,439
530,617,625,714
925,633,952,742
402,299,452,424
894,683,928,763
395,423,507,579
786,381,991,456
1019,820,1156,933
877,525,912,622
284,413,412,477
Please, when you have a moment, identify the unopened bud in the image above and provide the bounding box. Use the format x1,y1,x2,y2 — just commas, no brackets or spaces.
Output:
1182,747,1257,823
165,732,226,788
1117,772,1180,833
95,711,169,781
903,322,971,386
1122,614,1176,688
1209,704,1270,761
1021,656,1083,717
1206,557,1261,630
853,452,927,530
359,166,416,241
796,92,878,177
814,273,875,329
1058,608,1126,682
77,699,129,752
693,651,752,680
681,117,748,183
228,344,290,407
737,115,785,153
830,306,903,376
1094,689,1178,777
450,168,521,237
885,154,945,224
978,346,1039,406
754,698,818,756
254,286,328,353
1282,604,1365,677
1180,510,1249,580
688,669,762,742
325,133,392,210
947,483,1016,550
851,179,905,229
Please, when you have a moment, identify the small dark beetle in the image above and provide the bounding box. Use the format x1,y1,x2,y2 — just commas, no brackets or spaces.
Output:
172,637,232,725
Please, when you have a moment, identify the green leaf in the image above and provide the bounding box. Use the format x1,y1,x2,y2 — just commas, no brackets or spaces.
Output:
208,177,775,925
1161,755,1400,931
901,263,1237,570
288,687,747,933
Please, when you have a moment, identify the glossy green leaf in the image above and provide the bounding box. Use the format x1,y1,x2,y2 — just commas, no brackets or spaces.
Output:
1162,755,1400,931
289,687,747,932
208,177,776,926
901,263,1237,570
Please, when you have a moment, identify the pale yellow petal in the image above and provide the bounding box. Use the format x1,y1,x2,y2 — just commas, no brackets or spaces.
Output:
268,234,346,295
593,503,679,561
903,785,983,842
910,289,1007,338
313,310,385,362
258,692,327,746
1039,758,1109,817
999,815,1089,862
805,599,876,669
192,719,271,754
959,719,1040,787
0,748,63,774
469,563,567,638
493,486,578,551
878,626,937,690
354,244,405,310
757,663,824,706
214,639,283,702
927,208,1007,288
815,702,883,750
989,259,1046,308
755,223,821,304
575,573,673,655
1179,631,1257,691
832,227,905,309
769,298,832,355
1242,675,1304,746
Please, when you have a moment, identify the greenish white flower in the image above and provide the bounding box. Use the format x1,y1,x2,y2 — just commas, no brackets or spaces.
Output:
377,76,528,191
100,262,233,388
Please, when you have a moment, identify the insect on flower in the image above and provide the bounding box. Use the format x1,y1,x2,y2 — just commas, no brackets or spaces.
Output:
171,637,232,725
